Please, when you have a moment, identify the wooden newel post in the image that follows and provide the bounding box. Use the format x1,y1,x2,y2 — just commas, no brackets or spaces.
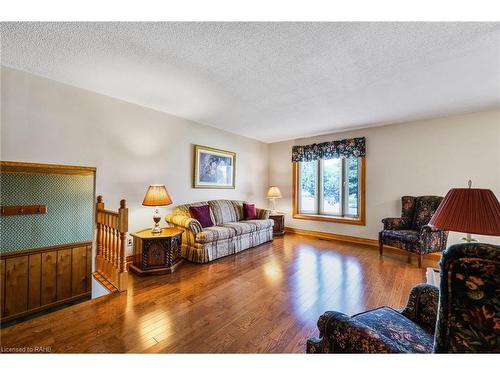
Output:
95,195,105,273
118,199,129,291
96,195,104,257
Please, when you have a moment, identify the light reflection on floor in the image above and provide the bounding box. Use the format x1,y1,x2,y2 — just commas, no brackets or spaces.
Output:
263,256,284,283
290,243,365,324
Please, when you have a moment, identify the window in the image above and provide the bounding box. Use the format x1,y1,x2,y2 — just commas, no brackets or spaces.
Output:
293,157,365,225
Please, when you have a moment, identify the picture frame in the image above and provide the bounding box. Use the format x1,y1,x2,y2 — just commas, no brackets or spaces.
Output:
193,145,236,189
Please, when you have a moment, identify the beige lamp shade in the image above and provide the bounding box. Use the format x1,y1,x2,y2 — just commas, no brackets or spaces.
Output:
267,186,282,199
142,184,173,206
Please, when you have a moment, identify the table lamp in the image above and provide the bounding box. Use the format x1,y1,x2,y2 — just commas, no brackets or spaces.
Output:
428,180,500,242
142,184,173,234
266,186,282,214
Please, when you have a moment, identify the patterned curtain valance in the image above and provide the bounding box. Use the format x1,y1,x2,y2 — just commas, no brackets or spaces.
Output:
291,137,366,162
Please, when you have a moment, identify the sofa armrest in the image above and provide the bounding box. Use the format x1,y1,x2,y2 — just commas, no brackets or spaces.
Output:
419,225,448,254
381,217,409,230
256,208,271,220
165,214,203,234
401,283,439,333
306,311,404,353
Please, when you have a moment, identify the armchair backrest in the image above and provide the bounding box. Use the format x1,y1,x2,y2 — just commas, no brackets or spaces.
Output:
400,196,443,230
434,243,500,353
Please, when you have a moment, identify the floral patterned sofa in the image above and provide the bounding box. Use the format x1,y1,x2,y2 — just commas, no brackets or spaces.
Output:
165,200,273,263
306,242,500,353
379,196,448,267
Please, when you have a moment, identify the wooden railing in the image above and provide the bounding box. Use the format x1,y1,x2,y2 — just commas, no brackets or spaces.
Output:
95,196,128,292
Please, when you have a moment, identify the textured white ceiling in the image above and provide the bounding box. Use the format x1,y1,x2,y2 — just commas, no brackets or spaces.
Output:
1,22,499,143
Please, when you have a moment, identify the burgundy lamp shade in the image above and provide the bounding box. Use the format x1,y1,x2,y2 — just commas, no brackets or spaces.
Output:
428,188,500,236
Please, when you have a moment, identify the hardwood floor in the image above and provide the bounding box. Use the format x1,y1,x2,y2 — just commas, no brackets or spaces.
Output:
0,234,437,353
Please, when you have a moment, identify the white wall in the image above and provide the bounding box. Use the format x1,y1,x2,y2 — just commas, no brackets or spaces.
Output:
1,67,270,255
269,110,500,245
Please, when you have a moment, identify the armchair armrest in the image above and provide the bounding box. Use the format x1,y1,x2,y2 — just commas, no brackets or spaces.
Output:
419,225,448,254
381,217,409,230
420,225,444,235
256,208,271,220
165,214,203,234
306,311,404,353
401,283,439,333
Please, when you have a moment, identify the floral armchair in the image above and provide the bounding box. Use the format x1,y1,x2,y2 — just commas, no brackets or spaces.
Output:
306,243,500,353
379,196,448,267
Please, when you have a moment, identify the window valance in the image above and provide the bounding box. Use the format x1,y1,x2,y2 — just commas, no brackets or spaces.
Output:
291,137,366,162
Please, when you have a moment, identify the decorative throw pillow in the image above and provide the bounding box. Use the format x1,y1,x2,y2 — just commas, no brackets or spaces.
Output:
189,205,214,228
243,203,257,220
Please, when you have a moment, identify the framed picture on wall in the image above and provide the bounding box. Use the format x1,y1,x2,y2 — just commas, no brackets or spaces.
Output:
193,145,236,189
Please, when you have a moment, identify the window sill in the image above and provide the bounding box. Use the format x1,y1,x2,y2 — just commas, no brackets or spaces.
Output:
292,213,365,226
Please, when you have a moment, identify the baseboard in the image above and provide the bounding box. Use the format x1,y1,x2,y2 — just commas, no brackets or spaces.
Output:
285,227,377,246
284,227,441,261
0,292,91,325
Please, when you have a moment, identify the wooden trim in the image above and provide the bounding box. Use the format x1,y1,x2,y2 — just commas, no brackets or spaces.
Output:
0,292,90,323
0,241,93,260
291,213,365,225
0,244,92,323
1,161,96,176
192,144,236,189
0,204,47,216
286,227,376,246
92,272,118,294
285,226,441,261
291,157,366,225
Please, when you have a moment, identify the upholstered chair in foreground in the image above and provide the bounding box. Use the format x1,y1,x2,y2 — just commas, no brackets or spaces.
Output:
379,196,448,267
306,243,500,353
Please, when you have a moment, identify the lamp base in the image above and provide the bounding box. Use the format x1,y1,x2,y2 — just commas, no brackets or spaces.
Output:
269,197,278,213
461,233,478,243
151,207,162,234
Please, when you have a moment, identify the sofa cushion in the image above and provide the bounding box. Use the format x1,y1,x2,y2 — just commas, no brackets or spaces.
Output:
189,205,214,228
243,203,257,220
195,225,237,244
174,201,216,225
353,307,434,353
208,200,243,225
221,219,273,235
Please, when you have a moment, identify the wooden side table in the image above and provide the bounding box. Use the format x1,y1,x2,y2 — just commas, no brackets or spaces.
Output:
269,213,285,236
129,227,184,276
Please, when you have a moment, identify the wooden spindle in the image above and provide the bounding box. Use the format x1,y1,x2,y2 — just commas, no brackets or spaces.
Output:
114,227,119,269
104,222,109,261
